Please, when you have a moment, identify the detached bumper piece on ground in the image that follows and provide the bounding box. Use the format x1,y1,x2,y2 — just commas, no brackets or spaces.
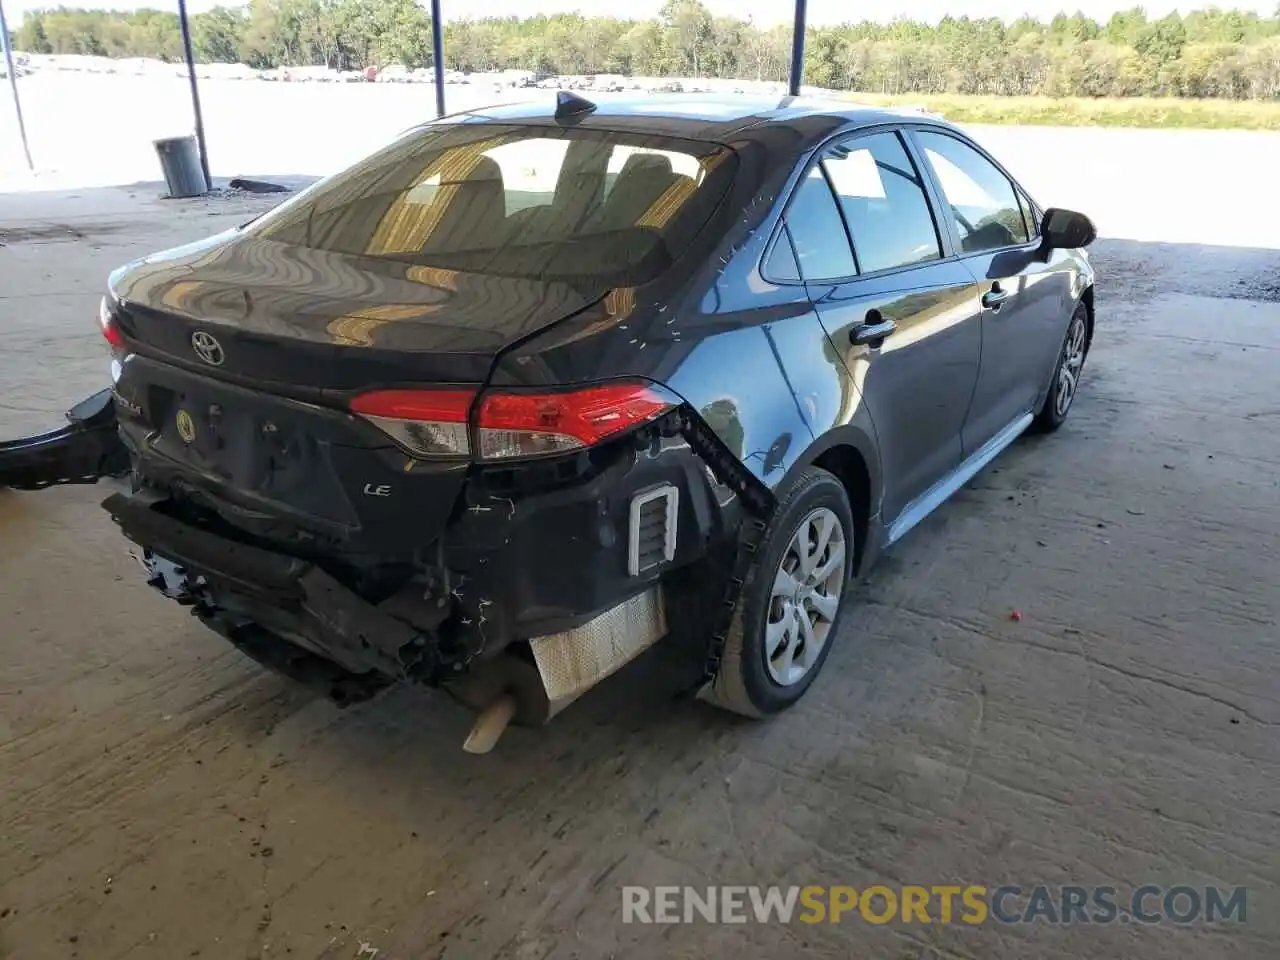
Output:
0,388,129,490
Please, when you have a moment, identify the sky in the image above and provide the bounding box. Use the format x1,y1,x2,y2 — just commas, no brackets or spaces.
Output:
3,0,1276,27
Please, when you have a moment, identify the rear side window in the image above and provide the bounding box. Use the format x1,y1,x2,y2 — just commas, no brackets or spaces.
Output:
822,132,942,274
781,168,857,281
247,124,736,284
916,131,1030,254
764,226,801,282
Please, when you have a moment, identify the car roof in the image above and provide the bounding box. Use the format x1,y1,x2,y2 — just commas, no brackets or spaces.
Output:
450,94,951,147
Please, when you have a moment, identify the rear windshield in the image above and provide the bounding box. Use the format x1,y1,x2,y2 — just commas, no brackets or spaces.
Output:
247,123,737,285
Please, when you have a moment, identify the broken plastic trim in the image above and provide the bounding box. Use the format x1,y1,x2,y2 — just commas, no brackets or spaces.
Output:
0,388,130,490
676,407,776,686
677,407,773,517
227,178,291,194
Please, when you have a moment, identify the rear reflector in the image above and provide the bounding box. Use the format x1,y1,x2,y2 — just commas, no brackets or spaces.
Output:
349,382,677,461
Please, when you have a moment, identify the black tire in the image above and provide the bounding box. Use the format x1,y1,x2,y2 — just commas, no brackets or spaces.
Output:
1033,301,1090,433
700,466,856,718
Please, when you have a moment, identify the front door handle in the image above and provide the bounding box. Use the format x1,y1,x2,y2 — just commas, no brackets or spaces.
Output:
981,284,1010,310
851,313,896,347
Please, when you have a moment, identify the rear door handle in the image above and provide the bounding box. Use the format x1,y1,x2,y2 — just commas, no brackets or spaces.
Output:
981,285,1009,310
851,314,896,347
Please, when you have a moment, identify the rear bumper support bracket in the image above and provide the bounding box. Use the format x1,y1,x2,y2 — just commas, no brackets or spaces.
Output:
676,408,776,686
102,490,444,688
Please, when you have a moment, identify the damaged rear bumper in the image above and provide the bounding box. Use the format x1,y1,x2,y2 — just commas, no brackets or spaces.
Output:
103,490,441,700
103,484,678,726
0,388,129,490
100,402,777,740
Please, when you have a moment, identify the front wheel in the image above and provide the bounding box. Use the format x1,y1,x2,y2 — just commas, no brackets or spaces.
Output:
1033,301,1090,432
700,467,856,718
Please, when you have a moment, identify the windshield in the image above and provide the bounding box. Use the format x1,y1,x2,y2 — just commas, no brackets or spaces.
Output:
247,123,737,285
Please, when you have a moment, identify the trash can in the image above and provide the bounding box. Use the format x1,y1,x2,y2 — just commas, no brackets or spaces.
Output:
153,135,207,198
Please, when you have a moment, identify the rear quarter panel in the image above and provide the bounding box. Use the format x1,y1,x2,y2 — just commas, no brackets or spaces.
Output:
487,226,822,492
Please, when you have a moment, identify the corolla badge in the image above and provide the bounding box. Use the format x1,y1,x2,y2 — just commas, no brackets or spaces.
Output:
191,330,225,366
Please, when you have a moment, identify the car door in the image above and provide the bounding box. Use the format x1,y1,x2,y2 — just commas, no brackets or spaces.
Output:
780,130,983,526
910,129,1070,453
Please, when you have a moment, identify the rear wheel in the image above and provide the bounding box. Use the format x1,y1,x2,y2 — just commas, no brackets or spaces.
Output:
1033,301,1090,432
700,467,855,718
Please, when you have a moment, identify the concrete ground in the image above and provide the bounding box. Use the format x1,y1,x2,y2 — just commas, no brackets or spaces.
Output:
1,171,1278,959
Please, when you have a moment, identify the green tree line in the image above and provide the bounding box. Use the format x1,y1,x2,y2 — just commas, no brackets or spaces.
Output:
12,1,1280,100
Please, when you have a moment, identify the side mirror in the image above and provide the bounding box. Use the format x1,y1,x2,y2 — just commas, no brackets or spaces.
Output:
1040,208,1096,251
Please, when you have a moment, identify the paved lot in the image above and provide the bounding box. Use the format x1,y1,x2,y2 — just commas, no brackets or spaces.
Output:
1,171,1278,959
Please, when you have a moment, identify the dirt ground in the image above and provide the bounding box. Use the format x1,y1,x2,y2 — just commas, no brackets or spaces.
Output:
1,182,1277,960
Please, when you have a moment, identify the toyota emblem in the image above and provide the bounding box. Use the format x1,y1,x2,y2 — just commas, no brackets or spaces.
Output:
191,331,225,366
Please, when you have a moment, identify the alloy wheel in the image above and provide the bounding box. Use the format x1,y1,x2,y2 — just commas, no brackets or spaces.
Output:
1055,313,1088,418
765,506,846,687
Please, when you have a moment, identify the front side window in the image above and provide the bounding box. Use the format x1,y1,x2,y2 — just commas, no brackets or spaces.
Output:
821,132,942,274
1018,190,1040,238
781,167,857,281
916,131,1030,254
248,124,735,284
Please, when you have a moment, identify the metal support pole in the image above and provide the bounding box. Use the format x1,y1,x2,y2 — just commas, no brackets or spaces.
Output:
0,0,33,171
787,0,807,97
177,0,211,191
430,0,445,118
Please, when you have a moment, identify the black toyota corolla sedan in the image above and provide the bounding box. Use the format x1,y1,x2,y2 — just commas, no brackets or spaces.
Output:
96,95,1096,749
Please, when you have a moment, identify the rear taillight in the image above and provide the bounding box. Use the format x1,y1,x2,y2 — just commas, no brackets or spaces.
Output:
475,384,676,459
99,297,126,353
349,382,678,461
349,388,474,458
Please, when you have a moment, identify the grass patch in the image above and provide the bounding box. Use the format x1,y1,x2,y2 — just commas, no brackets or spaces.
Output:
837,93,1280,131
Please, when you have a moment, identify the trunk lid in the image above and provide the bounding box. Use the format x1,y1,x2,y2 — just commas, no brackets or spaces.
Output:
109,234,606,557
